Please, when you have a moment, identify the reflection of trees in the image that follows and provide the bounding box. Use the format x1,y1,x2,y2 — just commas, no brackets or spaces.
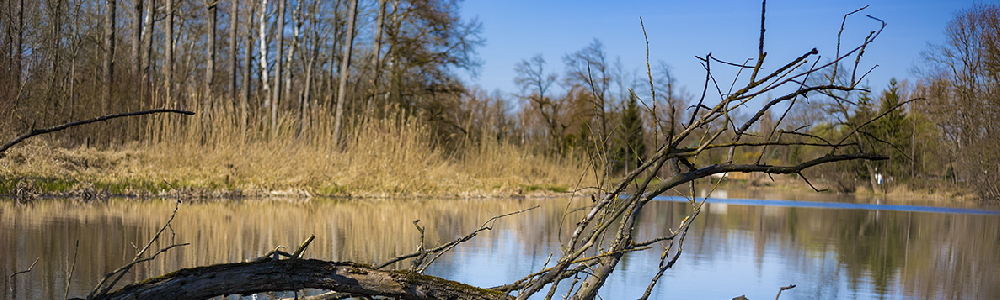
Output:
652,200,1000,299
3,199,997,299
0,198,584,299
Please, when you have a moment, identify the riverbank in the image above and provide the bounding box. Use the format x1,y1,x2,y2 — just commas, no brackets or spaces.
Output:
0,137,589,199
2,140,976,202
706,173,979,203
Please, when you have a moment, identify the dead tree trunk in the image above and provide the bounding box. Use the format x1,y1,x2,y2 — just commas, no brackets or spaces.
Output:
84,259,513,300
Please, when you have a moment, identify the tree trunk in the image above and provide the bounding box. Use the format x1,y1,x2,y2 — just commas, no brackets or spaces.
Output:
229,0,238,100
132,0,142,72
271,0,285,134
284,0,301,114
46,0,64,116
367,0,386,116
104,0,116,113
205,1,217,113
241,0,254,134
165,0,174,107
299,2,318,135
325,0,343,108
259,0,270,123
141,0,155,106
332,0,359,146
86,259,513,300
14,0,23,86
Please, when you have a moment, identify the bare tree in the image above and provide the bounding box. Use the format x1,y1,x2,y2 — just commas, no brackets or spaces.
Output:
103,0,117,113
367,0,387,115
165,0,174,107
204,0,218,110
270,0,285,133
131,0,143,71
241,0,254,133
514,54,562,154
228,0,238,100
259,0,270,124
140,0,155,105
332,0,359,146
921,3,1000,200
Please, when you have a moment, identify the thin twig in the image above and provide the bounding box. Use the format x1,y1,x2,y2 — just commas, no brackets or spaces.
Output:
376,206,540,270
8,257,40,299
775,284,797,300
64,240,80,300
90,199,187,298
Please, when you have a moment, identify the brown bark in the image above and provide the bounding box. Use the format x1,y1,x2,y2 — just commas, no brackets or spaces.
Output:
88,259,513,300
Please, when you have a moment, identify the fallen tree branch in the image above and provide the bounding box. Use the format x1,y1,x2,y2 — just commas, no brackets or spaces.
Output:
0,109,195,154
89,199,188,298
83,259,513,300
775,284,796,300
376,206,540,271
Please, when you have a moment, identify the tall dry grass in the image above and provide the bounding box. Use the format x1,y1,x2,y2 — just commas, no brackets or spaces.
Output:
1,93,589,197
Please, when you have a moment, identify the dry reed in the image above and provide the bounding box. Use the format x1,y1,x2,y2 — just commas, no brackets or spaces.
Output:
1,95,589,198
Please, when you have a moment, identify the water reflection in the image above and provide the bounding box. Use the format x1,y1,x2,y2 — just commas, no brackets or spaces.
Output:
1,197,997,299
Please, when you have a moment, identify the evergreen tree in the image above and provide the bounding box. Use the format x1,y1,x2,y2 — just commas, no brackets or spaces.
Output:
618,93,646,173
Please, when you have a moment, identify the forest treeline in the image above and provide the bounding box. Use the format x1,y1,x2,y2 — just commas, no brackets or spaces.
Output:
0,0,997,200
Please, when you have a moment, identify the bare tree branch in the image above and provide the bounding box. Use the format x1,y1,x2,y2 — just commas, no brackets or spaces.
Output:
0,109,195,154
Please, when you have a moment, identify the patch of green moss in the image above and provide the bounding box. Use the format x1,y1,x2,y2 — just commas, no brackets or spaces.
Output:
0,177,80,194
318,184,350,195
520,184,568,193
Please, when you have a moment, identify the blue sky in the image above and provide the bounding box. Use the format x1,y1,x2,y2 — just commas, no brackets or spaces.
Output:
460,0,983,100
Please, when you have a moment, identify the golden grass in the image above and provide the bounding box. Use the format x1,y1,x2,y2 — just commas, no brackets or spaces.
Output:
1,98,589,197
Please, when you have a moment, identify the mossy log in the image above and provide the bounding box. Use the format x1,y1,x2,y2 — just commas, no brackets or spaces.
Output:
85,259,513,300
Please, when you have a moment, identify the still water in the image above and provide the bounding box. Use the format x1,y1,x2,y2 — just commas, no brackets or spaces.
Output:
2,192,998,300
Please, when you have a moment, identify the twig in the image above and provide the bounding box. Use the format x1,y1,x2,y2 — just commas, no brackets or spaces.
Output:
0,109,195,154
798,172,828,192
8,257,39,299
89,199,187,298
64,240,80,300
376,206,540,270
774,284,796,300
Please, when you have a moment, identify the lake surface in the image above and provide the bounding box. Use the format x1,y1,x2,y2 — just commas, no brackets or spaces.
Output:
2,192,998,299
